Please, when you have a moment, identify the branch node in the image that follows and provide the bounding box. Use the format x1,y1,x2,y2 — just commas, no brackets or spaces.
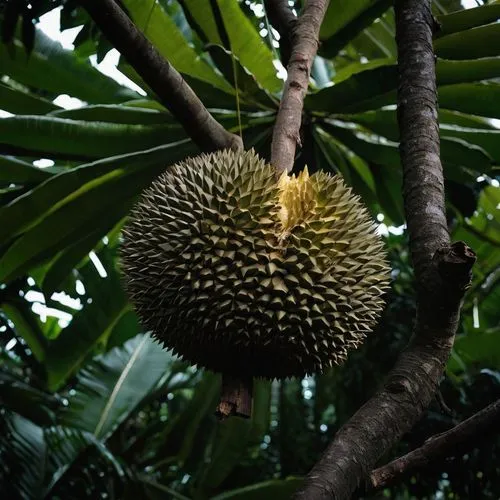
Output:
433,241,476,290
385,380,409,394
289,80,303,90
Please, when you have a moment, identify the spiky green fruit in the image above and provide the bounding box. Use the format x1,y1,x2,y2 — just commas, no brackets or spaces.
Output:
120,149,390,379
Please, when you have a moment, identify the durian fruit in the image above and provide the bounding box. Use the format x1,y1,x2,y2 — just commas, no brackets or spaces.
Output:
120,149,390,379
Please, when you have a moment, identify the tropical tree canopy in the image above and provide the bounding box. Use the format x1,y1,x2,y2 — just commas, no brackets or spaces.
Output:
0,0,499,498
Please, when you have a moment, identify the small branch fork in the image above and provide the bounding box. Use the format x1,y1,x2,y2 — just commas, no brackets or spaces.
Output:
79,0,241,153
293,1,476,498
270,0,330,176
370,398,500,489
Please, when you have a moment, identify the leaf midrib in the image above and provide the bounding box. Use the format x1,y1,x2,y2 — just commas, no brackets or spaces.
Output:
93,334,149,438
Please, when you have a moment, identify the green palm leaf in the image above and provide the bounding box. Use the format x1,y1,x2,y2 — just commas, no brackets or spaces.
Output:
59,334,173,440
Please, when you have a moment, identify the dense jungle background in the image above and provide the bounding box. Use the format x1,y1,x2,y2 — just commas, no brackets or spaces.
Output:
0,0,499,498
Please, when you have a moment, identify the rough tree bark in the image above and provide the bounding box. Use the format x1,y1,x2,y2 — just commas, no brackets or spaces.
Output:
370,398,500,489
79,0,241,153
293,1,475,498
271,0,330,175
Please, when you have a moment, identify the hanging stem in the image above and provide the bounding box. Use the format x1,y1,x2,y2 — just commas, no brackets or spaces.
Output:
216,375,254,419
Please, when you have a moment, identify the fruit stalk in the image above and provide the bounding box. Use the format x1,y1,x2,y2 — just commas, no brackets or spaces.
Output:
216,375,253,419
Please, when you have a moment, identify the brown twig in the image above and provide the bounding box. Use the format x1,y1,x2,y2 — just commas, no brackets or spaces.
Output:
370,398,500,489
215,376,253,420
79,0,242,153
264,0,297,67
270,0,330,175
293,1,476,498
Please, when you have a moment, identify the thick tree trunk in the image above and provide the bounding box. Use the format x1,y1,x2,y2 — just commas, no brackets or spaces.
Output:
293,1,475,498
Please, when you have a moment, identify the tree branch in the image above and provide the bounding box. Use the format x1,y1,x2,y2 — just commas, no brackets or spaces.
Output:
264,0,297,67
79,0,241,153
270,0,329,175
370,398,500,489
293,1,476,498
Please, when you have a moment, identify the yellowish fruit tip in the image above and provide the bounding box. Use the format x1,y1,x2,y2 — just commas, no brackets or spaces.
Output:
277,166,315,236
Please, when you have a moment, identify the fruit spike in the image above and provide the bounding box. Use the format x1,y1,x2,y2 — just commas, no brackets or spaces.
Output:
120,149,391,380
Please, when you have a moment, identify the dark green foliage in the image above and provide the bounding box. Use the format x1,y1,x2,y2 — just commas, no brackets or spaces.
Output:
0,0,499,498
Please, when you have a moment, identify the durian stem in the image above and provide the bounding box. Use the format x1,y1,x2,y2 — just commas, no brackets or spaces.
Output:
216,375,253,420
